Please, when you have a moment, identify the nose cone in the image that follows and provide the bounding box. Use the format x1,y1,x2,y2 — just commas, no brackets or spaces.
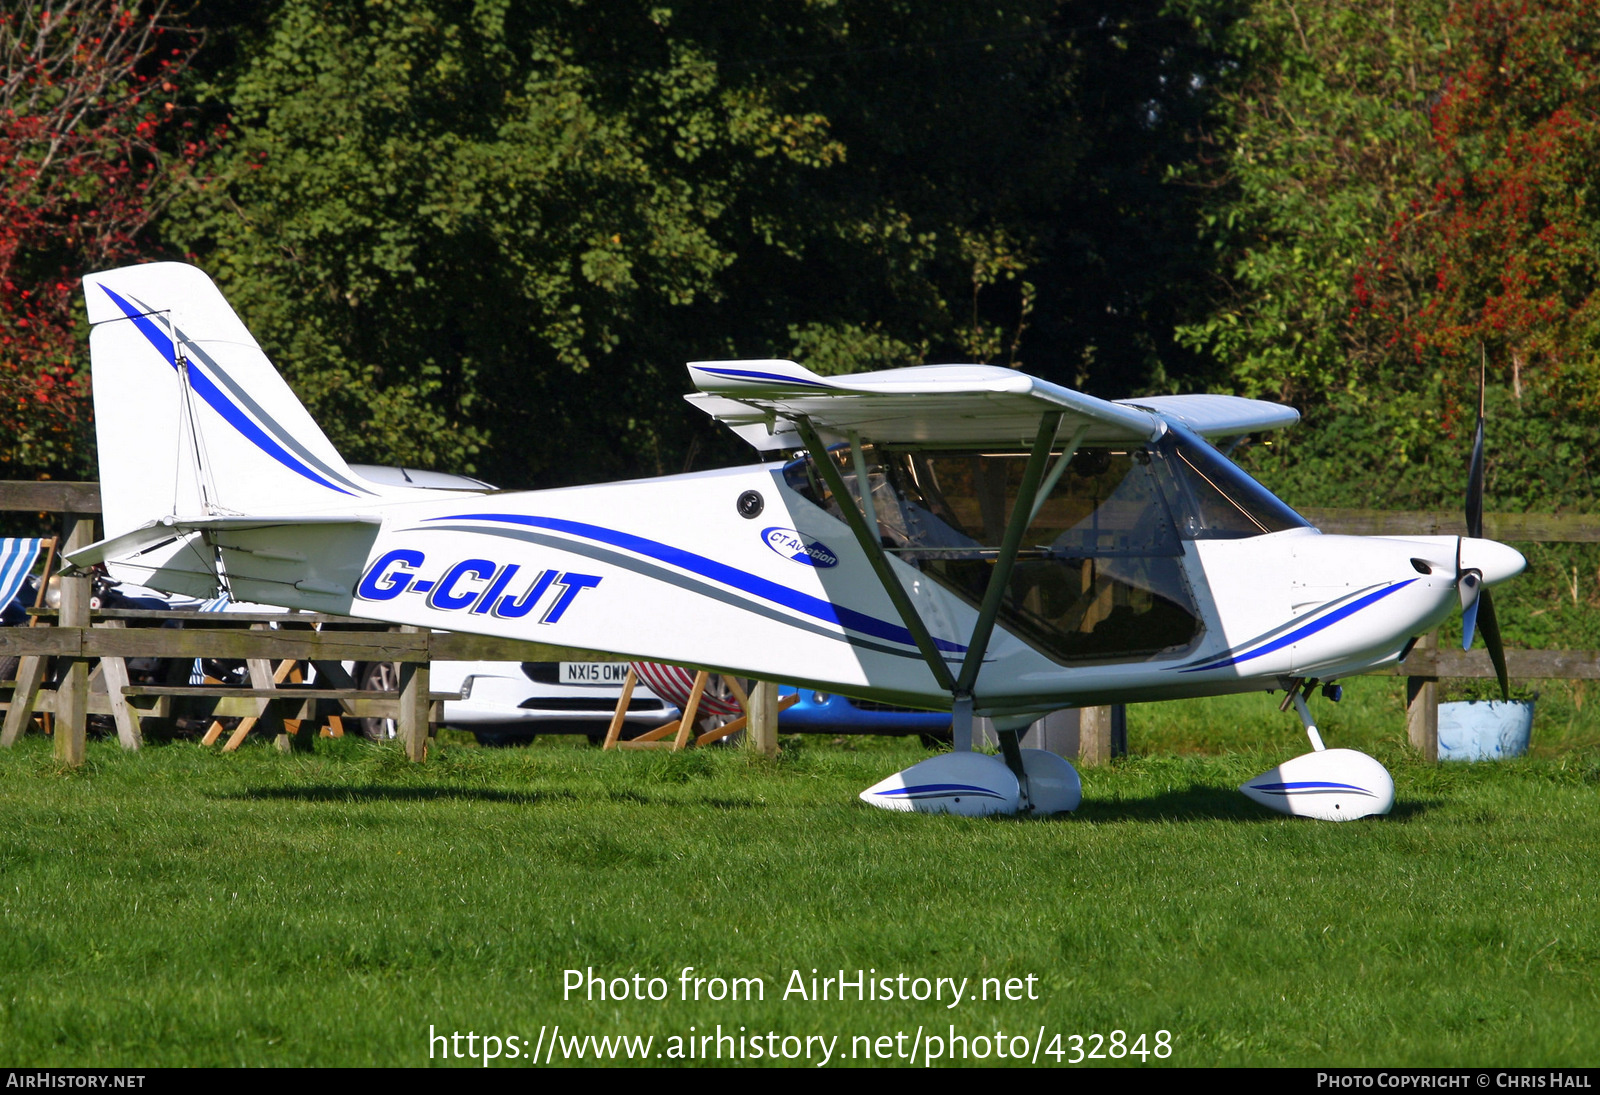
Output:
1459,538,1525,586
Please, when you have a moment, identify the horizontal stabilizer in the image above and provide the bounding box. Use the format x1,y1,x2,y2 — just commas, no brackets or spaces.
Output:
65,514,381,571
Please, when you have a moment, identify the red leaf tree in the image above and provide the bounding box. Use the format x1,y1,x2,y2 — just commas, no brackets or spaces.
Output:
0,0,208,476
1357,0,1600,422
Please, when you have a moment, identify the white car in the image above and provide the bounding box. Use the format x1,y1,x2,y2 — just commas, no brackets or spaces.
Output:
416,659,679,745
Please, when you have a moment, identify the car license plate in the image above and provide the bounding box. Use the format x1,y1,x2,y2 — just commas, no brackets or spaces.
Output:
559,661,630,685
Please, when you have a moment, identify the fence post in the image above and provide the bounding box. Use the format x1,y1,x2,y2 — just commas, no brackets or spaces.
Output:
748,679,780,756
1078,705,1112,765
94,621,142,750
53,513,96,766
1406,630,1439,763
398,626,430,762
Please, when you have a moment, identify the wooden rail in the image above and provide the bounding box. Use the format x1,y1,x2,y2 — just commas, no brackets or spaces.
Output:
1390,648,1600,679
2,622,613,663
0,481,102,512
1303,508,1600,542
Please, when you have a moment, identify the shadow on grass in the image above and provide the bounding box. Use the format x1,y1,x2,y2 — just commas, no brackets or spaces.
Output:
222,785,765,811
1065,785,1436,822
218,785,579,806
598,789,762,810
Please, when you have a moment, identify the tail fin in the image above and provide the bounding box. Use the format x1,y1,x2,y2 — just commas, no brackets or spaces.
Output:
82,263,384,539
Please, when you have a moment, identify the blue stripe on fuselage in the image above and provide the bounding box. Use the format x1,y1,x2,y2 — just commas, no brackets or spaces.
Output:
695,366,830,388
1177,579,1418,673
426,512,967,656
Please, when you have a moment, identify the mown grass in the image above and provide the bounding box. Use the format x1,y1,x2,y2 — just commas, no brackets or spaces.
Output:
1,677,1596,1068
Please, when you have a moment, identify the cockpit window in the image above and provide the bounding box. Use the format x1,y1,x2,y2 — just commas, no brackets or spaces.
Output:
890,448,1183,559
786,441,1200,663
1153,425,1310,539
782,425,1305,665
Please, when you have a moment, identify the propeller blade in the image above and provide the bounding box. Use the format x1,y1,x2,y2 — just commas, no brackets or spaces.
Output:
1461,587,1480,651
1466,413,1485,540
1461,360,1504,695
1477,586,1510,701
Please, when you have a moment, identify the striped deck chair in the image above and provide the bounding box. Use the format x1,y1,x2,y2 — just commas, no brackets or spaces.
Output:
0,538,46,616
602,662,797,751
0,537,54,742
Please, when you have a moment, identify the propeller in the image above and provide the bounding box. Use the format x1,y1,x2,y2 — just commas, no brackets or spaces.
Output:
1457,369,1511,700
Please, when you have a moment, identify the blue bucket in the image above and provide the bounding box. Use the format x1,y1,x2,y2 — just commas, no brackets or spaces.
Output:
1437,700,1534,761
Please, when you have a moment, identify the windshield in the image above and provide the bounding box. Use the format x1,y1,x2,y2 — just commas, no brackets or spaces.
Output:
785,427,1305,664
1153,425,1310,538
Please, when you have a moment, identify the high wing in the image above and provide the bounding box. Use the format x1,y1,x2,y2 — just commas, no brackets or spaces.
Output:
684,359,1296,447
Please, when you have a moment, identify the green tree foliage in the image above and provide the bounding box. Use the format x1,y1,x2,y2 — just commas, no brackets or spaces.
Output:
1184,0,1600,517
1025,0,1240,397
168,2,1039,485
1175,0,1451,407
171,1,862,483
1358,0,1600,420
167,0,1230,487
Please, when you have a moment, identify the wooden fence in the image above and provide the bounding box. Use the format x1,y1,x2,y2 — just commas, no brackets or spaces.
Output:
0,484,1594,766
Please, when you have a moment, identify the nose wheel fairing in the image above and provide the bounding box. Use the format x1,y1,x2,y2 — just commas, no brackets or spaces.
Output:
1241,748,1395,821
1241,682,1394,821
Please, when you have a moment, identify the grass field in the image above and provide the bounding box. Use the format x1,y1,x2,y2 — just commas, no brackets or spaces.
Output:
1,676,1597,1068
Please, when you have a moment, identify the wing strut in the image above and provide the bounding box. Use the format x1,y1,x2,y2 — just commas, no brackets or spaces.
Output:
794,416,957,697
793,411,1064,757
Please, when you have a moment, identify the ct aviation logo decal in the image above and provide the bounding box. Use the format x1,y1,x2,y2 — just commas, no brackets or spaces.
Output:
761,527,838,568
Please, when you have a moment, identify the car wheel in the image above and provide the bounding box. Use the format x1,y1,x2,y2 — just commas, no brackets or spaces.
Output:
358,661,398,741
475,729,532,747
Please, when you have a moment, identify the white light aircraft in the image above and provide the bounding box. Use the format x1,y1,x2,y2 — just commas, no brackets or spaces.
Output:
69,263,1525,820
